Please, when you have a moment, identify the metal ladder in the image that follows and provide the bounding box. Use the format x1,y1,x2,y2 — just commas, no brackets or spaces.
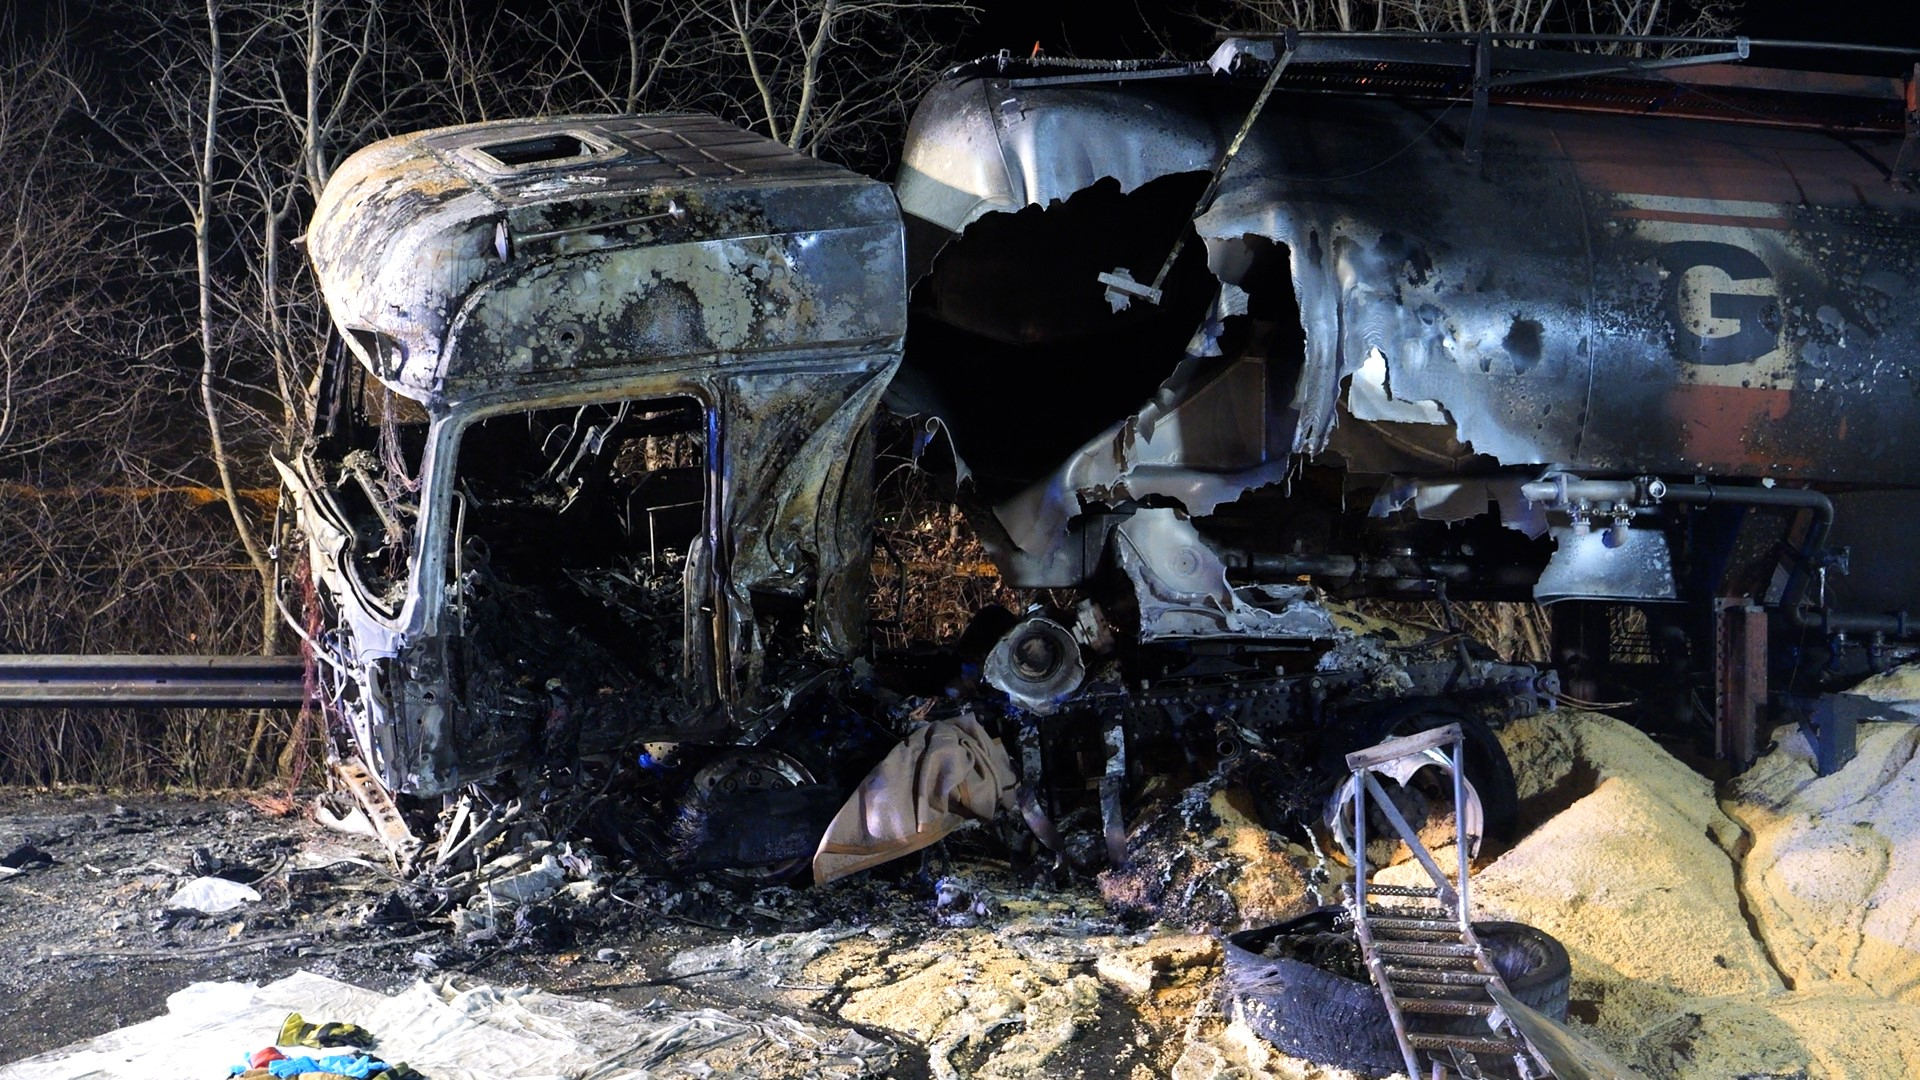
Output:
1341,723,1554,1080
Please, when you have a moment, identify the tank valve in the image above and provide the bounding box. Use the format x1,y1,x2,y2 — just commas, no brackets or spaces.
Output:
1606,506,1633,547
1568,503,1593,537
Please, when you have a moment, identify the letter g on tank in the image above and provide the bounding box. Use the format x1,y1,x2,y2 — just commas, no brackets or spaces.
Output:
1657,241,1780,367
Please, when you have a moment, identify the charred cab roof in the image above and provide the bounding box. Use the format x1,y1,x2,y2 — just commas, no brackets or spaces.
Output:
308,114,906,406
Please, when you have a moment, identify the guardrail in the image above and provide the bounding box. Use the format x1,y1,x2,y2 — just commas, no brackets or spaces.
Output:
0,655,310,708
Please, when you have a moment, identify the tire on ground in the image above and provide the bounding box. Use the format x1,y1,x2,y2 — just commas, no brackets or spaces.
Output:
1223,908,1570,1077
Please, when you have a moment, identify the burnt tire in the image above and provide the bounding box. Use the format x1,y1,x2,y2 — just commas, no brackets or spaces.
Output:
1223,908,1569,1078
1320,700,1519,844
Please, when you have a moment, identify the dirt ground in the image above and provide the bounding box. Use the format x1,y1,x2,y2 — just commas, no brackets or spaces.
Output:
5,694,1920,1078
0,792,1251,1079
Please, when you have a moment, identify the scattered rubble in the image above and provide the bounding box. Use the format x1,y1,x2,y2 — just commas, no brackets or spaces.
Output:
0,843,52,875
1099,775,1318,931
819,930,1106,1080
1095,934,1217,999
163,876,262,916
668,927,862,988
11,673,1920,1078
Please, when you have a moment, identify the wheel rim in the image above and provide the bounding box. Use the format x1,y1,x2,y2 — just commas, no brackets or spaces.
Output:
1323,746,1485,866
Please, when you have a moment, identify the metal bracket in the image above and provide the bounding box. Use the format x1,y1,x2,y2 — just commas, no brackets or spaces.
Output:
1466,33,1492,162
1804,695,1861,777
1101,34,1296,309
1100,720,1129,867
1713,601,1768,771
333,756,423,869
1798,691,1900,776
1465,36,1752,159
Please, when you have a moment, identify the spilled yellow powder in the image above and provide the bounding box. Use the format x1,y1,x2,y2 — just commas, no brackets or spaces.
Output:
1723,719,1920,1004
1208,788,1317,929
1375,709,1920,1077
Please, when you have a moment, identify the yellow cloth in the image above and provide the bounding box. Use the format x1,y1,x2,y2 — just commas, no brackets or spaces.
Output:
278,1012,373,1049
813,714,1017,884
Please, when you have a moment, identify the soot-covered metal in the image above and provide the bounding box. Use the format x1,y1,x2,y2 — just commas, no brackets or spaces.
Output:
288,116,905,802
284,39,1920,885
897,38,1920,698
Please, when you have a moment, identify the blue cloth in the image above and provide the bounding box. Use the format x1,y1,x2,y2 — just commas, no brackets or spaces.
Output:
265,1054,391,1078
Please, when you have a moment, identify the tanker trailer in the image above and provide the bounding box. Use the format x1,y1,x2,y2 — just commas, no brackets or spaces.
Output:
892,33,1920,779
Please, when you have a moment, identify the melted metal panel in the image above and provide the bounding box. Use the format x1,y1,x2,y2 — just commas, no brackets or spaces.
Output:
718,362,897,731
1534,526,1680,604
1113,509,1337,641
992,335,1292,572
898,65,1920,562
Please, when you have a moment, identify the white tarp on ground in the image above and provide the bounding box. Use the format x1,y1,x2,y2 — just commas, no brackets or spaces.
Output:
0,970,894,1080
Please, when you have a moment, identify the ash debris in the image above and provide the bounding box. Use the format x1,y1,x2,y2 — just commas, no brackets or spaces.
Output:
1097,768,1318,931
288,603,1525,962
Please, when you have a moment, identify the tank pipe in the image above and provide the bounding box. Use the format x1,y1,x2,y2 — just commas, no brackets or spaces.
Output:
1791,607,1914,637
1222,551,1541,592
1519,476,1831,552
1642,482,1841,632
1226,29,1920,58
1525,477,1913,639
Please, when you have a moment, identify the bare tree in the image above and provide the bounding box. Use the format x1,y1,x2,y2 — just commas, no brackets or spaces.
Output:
681,0,977,164
93,0,284,667
453,0,978,169
0,26,264,787
98,0,407,650
0,44,125,468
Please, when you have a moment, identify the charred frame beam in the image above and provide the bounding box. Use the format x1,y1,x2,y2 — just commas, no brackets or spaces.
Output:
1714,601,1769,770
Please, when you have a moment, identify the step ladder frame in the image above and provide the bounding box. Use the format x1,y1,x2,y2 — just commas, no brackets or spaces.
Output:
1341,722,1553,1080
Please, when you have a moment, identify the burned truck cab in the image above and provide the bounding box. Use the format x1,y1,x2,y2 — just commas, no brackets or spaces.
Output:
281,116,905,797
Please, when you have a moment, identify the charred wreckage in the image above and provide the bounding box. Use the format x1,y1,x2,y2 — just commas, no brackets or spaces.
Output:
263,33,1920,889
